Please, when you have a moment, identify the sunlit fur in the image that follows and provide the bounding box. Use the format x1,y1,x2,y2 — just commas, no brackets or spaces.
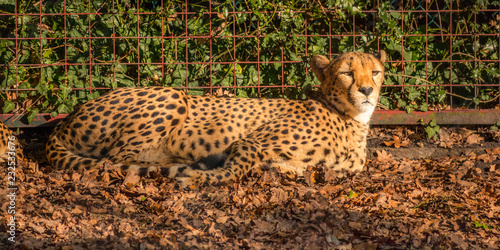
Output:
0,122,23,164
311,51,386,124
46,51,386,187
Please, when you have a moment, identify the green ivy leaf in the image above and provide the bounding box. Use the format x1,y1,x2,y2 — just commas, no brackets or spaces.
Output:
87,91,101,101
3,100,15,113
57,103,71,114
237,89,249,98
426,126,437,139
405,105,413,113
60,84,73,99
347,190,358,198
420,103,428,112
27,108,39,124
473,98,480,105
437,90,447,103
429,119,437,127
407,89,420,101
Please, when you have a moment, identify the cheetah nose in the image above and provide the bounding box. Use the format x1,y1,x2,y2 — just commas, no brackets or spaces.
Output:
359,87,373,96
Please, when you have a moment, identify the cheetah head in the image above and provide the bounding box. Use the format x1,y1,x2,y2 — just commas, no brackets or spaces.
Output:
311,51,386,124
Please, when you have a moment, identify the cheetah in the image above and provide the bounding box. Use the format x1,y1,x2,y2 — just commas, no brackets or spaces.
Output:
46,51,386,187
0,121,23,165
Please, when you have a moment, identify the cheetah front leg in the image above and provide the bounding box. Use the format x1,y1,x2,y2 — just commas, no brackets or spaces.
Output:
173,138,306,188
172,139,265,187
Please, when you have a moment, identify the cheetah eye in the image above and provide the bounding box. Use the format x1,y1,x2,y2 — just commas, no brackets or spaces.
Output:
372,71,381,76
341,71,353,77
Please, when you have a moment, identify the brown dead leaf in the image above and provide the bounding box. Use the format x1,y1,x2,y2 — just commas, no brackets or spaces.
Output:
71,172,82,182
388,199,400,208
323,168,343,182
445,142,456,149
353,241,378,250
375,192,389,207
375,150,392,163
56,224,68,236
144,182,159,194
477,153,495,163
459,127,475,138
71,206,84,215
123,205,137,214
296,186,317,198
9,125,500,249
208,222,222,237
166,14,177,22
100,172,110,183
260,171,279,185
449,234,469,250
438,128,457,148
397,159,414,173
319,185,342,197
217,13,226,19
486,147,500,155
123,170,141,187
383,135,409,148
51,211,63,220
269,187,288,204
179,217,202,236
216,216,229,224
439,128,451,141
114,192,130,204
29,222,46,234
26,188,38,195
252,220,275,234
304,166,323,186
490,164,500,172
466,134,483,144
462,160,475,169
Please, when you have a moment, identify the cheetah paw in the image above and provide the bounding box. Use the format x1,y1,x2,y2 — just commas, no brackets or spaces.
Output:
175,177,197,189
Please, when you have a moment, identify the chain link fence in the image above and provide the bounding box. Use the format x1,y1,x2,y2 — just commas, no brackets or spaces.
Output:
1,0,500,127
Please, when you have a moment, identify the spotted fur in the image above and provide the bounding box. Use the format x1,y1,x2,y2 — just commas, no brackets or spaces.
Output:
46,51,386,187
0,121,23,165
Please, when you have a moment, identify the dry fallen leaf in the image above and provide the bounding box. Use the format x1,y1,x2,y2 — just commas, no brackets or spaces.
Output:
375,150,393,163
486,147,500,155
123,170,141,187
269,187,288,204
466,134,483,144
71,172,82,182
383,135,409,148
252,220,275,234
477,153,495,163
463,160,475,168
8,125,500,249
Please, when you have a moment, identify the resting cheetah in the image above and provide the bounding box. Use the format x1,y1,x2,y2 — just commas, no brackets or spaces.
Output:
0,121,23,165
46,51,386,187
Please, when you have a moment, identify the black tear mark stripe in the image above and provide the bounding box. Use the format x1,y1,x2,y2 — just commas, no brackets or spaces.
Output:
348,81,356,104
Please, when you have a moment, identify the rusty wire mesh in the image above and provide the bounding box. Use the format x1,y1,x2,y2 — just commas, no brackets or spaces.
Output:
1,0,500,127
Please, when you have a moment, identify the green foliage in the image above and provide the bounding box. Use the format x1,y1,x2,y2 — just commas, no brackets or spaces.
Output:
474,221,493,230
1,0,500,121
489,121,500,131
347,190,358,198
420,119,440,140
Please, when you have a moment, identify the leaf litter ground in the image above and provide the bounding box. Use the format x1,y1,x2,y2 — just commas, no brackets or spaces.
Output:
0,126,499,249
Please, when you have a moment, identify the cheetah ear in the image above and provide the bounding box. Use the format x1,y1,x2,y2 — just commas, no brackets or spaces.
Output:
375,50,386,64
311,55,330,82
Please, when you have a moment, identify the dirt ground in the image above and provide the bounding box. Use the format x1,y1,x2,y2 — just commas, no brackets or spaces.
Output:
1,126,499,249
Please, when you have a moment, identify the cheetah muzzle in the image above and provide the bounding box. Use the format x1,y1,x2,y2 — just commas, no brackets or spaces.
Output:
46,51,386,187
